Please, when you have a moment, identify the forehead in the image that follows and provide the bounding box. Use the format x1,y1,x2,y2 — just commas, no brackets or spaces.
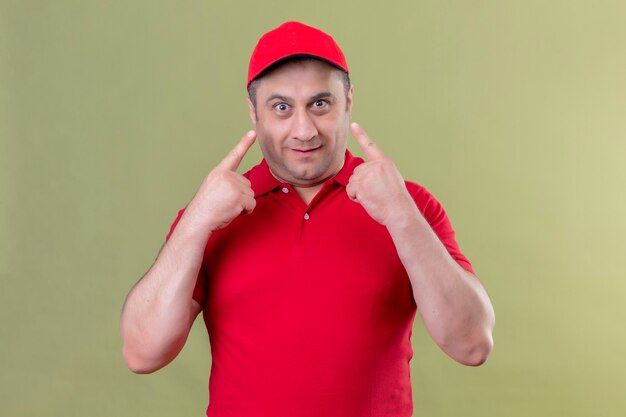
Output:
254,59,344,97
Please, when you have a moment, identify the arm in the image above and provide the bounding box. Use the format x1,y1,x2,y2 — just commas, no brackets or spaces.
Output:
384,202,495,366
347,123,495,366
120,131,257,374
120,226,207,374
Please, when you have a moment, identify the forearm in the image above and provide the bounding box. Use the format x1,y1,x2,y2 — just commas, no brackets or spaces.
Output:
120,131,257,373
120,216,208,373
345,123,494,365
386,203,495,366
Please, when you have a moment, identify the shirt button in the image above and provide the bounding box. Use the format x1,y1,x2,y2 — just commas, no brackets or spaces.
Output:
304,213,310,220
281,187,289,194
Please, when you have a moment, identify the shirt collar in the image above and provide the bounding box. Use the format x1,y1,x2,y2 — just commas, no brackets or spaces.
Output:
244,149,364,197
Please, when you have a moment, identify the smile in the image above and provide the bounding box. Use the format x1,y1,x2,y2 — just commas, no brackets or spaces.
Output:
290,146,321,156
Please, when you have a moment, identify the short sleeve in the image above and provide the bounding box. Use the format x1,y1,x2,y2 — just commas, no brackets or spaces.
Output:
406,182,475,274
165,208,207,307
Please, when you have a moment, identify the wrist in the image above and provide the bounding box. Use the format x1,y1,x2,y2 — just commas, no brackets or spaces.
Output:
383,194,422,229
173,209,216,243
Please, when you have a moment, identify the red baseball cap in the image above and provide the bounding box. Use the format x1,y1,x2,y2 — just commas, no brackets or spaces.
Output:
247,21,349,88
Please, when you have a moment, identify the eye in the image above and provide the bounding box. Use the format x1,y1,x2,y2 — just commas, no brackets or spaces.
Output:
273,102,289,112
312,99,328,108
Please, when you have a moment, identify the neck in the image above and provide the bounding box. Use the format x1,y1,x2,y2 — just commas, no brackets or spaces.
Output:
293,183,324,205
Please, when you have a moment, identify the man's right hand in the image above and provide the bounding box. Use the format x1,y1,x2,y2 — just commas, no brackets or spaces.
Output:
121,130,257,374
183,130,257,233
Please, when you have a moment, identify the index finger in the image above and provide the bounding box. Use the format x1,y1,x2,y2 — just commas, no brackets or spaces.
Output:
217,130,257,171
350,122,386,161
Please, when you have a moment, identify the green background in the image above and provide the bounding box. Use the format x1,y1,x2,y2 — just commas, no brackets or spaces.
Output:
2,1,625,416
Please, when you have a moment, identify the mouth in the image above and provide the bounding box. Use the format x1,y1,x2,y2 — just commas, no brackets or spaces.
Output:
290,146,322,157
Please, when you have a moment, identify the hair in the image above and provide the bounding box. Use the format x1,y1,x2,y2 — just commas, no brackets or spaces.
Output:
247,56,351,109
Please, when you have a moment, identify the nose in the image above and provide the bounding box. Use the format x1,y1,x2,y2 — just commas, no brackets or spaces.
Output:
291,109,318,141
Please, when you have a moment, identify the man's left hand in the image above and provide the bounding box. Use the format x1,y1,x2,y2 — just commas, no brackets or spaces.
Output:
346,122,418,227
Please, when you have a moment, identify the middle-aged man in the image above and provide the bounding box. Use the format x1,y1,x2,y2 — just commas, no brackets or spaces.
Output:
121,21,495,417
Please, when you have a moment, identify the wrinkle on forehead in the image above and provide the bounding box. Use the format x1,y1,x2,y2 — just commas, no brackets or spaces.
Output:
264,91,337,105
255,60,345,100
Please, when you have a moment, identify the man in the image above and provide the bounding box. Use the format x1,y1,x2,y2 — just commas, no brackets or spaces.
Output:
121,21,495,417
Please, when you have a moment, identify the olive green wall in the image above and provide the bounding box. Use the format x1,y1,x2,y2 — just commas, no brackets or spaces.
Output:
2,1,625,416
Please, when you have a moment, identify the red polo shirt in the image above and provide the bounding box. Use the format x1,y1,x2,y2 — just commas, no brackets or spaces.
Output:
166,150,473,417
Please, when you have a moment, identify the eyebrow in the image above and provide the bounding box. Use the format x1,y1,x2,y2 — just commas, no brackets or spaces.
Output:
265,94,290,104
310,92,336,102
264,91,337,105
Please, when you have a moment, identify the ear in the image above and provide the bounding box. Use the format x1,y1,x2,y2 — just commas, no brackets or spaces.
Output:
246,96,257,126
346,84,354,113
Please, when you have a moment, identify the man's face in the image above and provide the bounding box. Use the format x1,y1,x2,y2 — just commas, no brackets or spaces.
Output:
247,59,353,188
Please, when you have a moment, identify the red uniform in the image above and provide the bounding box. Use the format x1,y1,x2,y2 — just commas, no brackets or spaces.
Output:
166,150,473,417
